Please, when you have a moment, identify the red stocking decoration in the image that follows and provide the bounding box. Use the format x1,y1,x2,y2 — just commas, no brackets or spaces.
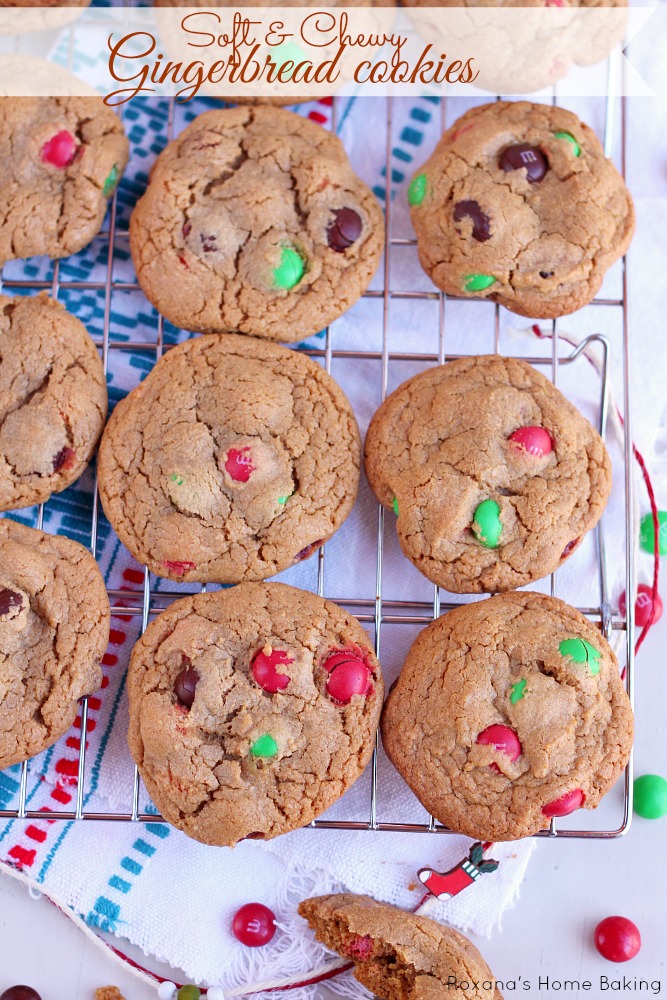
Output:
418,842,499,901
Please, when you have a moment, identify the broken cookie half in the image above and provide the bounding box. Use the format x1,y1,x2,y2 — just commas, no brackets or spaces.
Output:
298,892,503,1000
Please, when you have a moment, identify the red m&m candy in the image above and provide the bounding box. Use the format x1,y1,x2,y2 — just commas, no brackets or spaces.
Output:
225,446,255,483
40,130,77,168
251,647,292,693
542,788,585,817
0,989,42,1000
594,916,641,962
509,426,553,458
619,584,663,629
232,902,276,947
477,725,522,772
324,651,372,704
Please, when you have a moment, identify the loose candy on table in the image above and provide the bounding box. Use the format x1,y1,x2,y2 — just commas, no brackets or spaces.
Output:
633,774,667,819
232,902,277,947
174,668,199,708
471,499,502,548
594,916,641,963
177,987,201,1000
542,788,585,817
619,584,663,628
40,130,77,168
508,426,553,458
251,647,292,693
327,208,362,252
499,143,548,182
0,988,42,1000
324,651,372,704
273,246,305,290
639,511,667,555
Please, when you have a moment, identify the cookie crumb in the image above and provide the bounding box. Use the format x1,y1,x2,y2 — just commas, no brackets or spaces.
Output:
262,643,273,656
95,988,126,1000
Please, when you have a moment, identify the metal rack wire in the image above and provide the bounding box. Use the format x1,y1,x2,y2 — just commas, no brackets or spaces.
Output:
0,54,635,839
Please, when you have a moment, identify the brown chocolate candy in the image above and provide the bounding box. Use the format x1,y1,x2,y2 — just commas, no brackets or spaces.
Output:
453,200,491,243
174,667,199,708
499,143,548,183
327,208,362,252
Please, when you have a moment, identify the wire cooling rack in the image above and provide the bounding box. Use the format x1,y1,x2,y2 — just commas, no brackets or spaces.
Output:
0,56,635,839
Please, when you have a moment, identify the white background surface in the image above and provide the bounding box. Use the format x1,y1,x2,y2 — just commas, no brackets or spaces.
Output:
0,611,664,999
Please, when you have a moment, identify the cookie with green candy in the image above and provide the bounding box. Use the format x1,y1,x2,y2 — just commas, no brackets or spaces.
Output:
364,354,611,594
97,333,361,584
0,96,128,265
130,106,384,342
381,591,633,841
408,100,634,318
127,582,383,846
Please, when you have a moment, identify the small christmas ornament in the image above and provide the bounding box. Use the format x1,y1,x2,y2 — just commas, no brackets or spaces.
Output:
232,902,277,947
157,984,176,1000
633,774,667,819
594,916,641,962
418,842,499,901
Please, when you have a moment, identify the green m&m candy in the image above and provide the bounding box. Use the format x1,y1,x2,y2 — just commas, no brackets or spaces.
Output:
273,245,304,290
639,511,667,555
634,774,667,819
250,733,278,758
509,678,527,704
471,499,502,548
407,173,427,207
558,637,601,675
553,131,581,157
464,274,496,293
102,163,120,198
177,987,201,1000
392,496,399,516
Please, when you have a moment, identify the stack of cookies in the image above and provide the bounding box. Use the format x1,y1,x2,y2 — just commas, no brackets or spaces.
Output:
0,92,635,991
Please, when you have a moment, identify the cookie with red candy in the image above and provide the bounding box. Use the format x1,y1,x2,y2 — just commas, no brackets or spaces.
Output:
0,293,107,511
381,591,633,841
0,96,128,264
127,582,383,846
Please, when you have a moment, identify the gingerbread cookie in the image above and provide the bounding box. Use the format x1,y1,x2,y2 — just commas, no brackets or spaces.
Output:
299,893,503,1000
0,294,107,511
408,101,634,318
98,334,359,583
127,582,383,846
0,97,128,265
0,519,110,770
129,106,384,341
381,591,633,841
364,354,611,593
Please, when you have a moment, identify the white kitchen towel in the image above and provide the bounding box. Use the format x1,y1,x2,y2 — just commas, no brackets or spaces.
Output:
1,20,665,995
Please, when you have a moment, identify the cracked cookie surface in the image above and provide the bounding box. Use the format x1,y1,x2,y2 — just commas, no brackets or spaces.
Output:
409,101,634,318
129,106,384,341
299,893,503,1000
0,518,110,769
97,334,360,583
364,354,611,593
381,591,633,841
127,582,383,846
0,97,128,264
0,293,107,511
